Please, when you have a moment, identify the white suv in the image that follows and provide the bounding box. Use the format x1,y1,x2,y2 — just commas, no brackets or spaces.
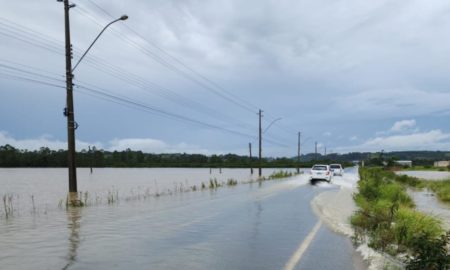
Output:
310,164,332,182
329,164,344,176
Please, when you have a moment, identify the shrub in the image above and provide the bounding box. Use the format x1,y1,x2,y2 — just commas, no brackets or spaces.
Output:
406,231,450,270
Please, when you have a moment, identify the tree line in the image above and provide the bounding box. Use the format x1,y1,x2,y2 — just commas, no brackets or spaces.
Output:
0,144,318,168
1,144,444,168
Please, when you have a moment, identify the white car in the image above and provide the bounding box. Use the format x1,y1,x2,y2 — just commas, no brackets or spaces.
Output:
310,164,332,182
330,164,344,176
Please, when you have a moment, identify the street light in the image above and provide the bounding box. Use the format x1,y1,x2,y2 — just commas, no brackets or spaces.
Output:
61,0,128,196
72,15,128,72
263,117,282,134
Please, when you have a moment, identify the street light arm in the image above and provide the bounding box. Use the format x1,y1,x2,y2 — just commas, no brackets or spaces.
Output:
72,15,128,72
300,137,312,146
263,117,282,134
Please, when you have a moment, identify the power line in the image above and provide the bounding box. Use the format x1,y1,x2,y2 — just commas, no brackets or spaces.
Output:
76,1,259,114
71,4,295,144
0,21,258,133
0,68,289,147
0,15,293,150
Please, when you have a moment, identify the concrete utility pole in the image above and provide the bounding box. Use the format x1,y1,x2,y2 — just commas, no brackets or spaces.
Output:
59,0,127,194
297,132,301,174
324,146,327,156
249,142,253,175
62,0,77,193
258,109,263,177
315,141,318,161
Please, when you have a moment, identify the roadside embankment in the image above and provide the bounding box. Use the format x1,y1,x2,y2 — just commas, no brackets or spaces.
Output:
351,168,450,269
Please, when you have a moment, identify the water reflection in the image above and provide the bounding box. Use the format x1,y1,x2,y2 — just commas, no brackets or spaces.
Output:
250,201,263,249
62,207,82,270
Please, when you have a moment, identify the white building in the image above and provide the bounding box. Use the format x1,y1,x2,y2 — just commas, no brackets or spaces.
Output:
434,161,450,167
395,160,412,167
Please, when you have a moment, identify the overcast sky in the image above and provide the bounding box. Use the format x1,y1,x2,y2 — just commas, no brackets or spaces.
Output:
1,0,450,156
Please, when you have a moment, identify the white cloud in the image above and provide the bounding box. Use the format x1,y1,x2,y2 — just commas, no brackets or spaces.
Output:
323,131,332,137
349,136,358,141
337,129,450,152
332,88,450,120
107,138,209,154
0,131,100,151
390,119,416,132
0,131,208,154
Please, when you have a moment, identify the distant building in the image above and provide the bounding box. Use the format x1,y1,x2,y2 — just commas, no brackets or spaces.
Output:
434,161,450,167
395,160,412,167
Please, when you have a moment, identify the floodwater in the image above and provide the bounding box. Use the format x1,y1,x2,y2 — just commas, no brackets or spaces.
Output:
0,168,300,215
397,170,450,180
0,168,364,270
409,189,450,230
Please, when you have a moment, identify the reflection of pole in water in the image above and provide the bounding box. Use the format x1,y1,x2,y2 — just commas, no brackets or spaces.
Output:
249,201,263,249
62,207,82,270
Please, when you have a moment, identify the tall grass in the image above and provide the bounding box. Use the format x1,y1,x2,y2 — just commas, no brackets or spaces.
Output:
268,170,294,179
2,193,14,218
351,168,449,268
426,180,450,203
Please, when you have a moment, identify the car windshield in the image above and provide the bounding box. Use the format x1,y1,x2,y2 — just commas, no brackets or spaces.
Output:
330,165,341,169
312,166,327,171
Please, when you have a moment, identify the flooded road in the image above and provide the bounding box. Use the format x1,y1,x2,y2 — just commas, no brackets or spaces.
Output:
0,169,364,270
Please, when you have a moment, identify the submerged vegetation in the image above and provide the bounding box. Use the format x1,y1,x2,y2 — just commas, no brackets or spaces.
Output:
1,170,297,218
268,170,294,179
351,168,450,269
2,193,14,218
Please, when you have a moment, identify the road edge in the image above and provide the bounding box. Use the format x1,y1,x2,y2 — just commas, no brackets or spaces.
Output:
311,187,401,270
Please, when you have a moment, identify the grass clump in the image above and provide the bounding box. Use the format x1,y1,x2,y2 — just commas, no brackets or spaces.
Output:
351,168,450,268
2,193,14,218
268,170,293,179
226,178,238,186
426,180,450,203
209,178,221,189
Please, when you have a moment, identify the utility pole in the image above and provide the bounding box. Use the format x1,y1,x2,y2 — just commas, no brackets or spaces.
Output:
297,132,301,174
324,146,327,156
63,0,77,193
249,142,253,175
59,0,127,195
258,109,263,177
315,141,318,161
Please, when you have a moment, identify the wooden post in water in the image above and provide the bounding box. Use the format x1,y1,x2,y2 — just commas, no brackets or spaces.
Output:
89,146,93,174
258,109,263,177
249,142,253,174
297,132,301,174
